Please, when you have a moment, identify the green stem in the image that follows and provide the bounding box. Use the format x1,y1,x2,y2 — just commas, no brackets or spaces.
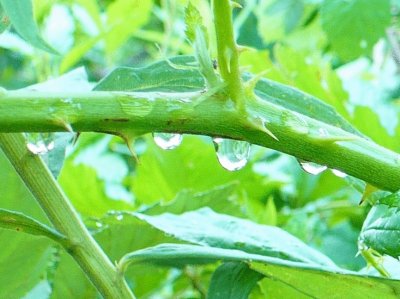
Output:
0,90,399,192
212,0,245,112
0,133,135,299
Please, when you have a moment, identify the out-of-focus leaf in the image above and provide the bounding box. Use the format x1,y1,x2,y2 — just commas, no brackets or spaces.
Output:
131,136,267,205
321,0,391,60
105,0,152,55
360,205,400,258
0,4,10,33
208,262,263,299
142,183,245,217
251,261,400,299
0,209,66,244
135,208,337,266
58,161,133,217
185,2,207,43
0,230,54,298
94,56,204,92
0,0,56,53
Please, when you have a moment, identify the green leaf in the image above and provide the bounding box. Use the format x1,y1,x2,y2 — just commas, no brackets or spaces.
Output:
135,208,337,266
321,0,391,60
377,192,400,208
142,183,245,217
185,2,207,43
120,243,400,299
360,205,400,258
0,4,10,33
131,136,267,205
208,262,263,299
0,208,66,244
95,55,361,136
94,56,204,92
0,0,56,53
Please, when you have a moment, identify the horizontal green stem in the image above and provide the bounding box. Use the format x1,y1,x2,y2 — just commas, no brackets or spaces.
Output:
0,132,135,298
0,90,399,192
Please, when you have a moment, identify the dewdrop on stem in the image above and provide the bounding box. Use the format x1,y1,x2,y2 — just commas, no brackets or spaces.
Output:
213,138,250,171
153,133,183,150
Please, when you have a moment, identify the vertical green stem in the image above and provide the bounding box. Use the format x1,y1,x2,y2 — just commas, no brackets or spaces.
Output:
212,0,245,112
0,133,135,299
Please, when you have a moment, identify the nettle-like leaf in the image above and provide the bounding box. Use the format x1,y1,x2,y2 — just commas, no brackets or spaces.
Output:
0,0,56,53
321,0,391,60
360,204,400,258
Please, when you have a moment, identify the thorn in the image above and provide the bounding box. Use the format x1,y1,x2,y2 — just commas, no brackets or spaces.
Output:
359,184,379,205
236,45,253,54
121,135,140,165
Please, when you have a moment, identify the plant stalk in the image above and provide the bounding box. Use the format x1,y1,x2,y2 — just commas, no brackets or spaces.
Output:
0,133,135,299
212,0,246,112
0,90,399,192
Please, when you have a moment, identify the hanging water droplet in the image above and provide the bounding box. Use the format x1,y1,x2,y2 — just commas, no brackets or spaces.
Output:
153,133,182,150
331,169,347,178
25,133,55,155
298,159,327,175
213,138,250,171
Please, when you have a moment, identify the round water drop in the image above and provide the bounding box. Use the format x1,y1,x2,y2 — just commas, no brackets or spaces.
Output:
331,169,347,178
298,159,327,175
95,221,103,228
213,138,250,171
25,133,55,155
153,133,183,150
116,214,124,221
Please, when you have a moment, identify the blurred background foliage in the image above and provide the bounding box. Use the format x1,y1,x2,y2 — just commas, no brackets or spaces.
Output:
1,0,400,298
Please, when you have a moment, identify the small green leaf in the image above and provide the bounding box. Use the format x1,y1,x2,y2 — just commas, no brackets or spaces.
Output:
360,205,400,258
377,192,400,208
184,2,207,43
0,0,56,53
0,208,66,244
208,262,263,299
94,56,204,92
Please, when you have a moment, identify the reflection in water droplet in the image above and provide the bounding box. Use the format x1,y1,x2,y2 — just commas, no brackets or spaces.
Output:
25,133,55,155
298,159,327,175
153,133,183,150
331,169,347,178
213,138,250,171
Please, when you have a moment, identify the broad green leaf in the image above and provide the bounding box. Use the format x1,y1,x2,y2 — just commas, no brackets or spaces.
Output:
120,243,400,299
208,262,263,299
130,136,267,205
0,0,56,53
321,0,391,60
58,161,133,217
0,209,66,244
94,56,204,92
360,205,400,258
0,231,54,298
105,0,152,55
135,208,337,266
377,192,400,208
142,183,245,217
0,4,10,33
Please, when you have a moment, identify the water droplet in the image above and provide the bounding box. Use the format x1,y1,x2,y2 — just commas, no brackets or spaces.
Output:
116,214,124,221
25,133,55,155
331,169,347,178
213,138,250,171
298,159,327,175
153,133,182,150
